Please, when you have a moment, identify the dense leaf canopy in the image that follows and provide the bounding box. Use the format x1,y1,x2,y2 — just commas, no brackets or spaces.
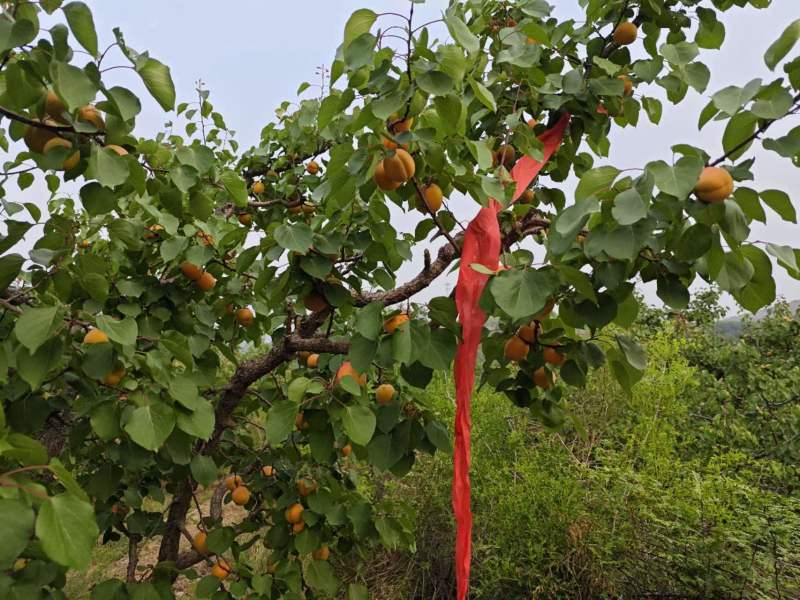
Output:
0,0,798,598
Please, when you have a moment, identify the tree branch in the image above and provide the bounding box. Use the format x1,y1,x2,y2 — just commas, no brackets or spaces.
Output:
0,105,104,138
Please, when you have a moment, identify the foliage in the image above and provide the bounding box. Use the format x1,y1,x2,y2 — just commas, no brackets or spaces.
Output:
0,0,798,597
366,307,800,599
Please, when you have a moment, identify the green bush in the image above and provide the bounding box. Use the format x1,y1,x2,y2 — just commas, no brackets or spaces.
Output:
362,316,800,599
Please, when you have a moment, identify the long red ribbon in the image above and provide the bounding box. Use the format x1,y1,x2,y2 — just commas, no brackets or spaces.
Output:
452,113,571,600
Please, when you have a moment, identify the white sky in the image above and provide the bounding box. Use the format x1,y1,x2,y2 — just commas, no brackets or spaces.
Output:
6,1,800,314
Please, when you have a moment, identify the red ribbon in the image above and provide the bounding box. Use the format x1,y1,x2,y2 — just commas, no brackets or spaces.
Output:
452,113,571,600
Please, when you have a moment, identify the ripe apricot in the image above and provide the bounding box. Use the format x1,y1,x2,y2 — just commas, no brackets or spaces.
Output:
236,307,254,327
105,144,128,156
238,213,253,226
422,184,443,213
80,239,91,249
383,313,409,334
144,224,164,239
336,361,367,386
533,367,554,389
694,166,733,204
262,465,276,477
307,353,319,368
225,475,243,491
520,189,535,204
373,161,402,191
295,412,309,430
193,531,208,554
376,383,395,406
341,443,352,457
504,335,529,362
618,75,633,96
84,328,109,344
284,503,304,524
180,261,203,281
307,161,319,174
44,90,67,121
388,113,414,133
527,118,538,127
296,479,317,497
251,181,265,195
516,324,537,344
103,367,125,386
231,485,251,505
23,121,57,153
196,231,214,246
302,202,316,215
383,149,416,182
303,292,329,313
43,137,79,171
494,144,516,169
312,546,330,561
211,560,231,579
613,21,638,46
298,351,311,361
292,521,305,534
77,105,106,130
196,272,217,292
543,346,566,366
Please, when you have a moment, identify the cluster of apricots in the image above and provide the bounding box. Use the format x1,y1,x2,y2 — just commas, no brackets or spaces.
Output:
180,261,217,292
24,91,128,169
83,328,125,386
503,299,565,389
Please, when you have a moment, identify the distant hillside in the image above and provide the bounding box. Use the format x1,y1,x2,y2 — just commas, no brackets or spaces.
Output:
715,300,800,338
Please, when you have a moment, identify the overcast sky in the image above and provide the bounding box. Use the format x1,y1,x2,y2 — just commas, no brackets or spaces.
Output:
8,1,800,314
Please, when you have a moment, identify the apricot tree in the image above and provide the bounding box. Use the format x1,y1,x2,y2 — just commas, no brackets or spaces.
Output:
0,0,798,598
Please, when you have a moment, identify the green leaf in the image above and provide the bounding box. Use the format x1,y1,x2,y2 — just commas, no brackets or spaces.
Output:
722,111,758,161
760,189,796,223
660,42,699,65
136,58,176,111
175,401,214,440
95,315,138,346
676,223,713,261
79,182,118,215
425,421,452,453
318,95,341,130
0,16,36,54
355,302,384,341
490,268,559,320
0,253,24,293
711,79,762,115
417,71,454,96
3,433,48,465
656,275,690,309
0,499,34,570
49,457,90,501
445,12,479,54
696,7,725,50
468,78,496,112
733,246,776,312
87,145,130,188
557,265,597,303
575,166,619,201
265,400,297,445
611,188,647,225
342,405,376,446
714,251,755,292
305,560,341,596
190,455,217,487
344,33,376,69
684,62,710,93
274,223,313,254
124,403,176,451
51,61,97,109
766,243,799,273
219,170,248,206
348,583,369,600
288,377,310,403
62,2,97,56
765,19,800,70
14,305,61,354
751,88,793,119
36,493,99,569
343,8,376,49
642,97,662,124
615,335,646,370
646,156,703,199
